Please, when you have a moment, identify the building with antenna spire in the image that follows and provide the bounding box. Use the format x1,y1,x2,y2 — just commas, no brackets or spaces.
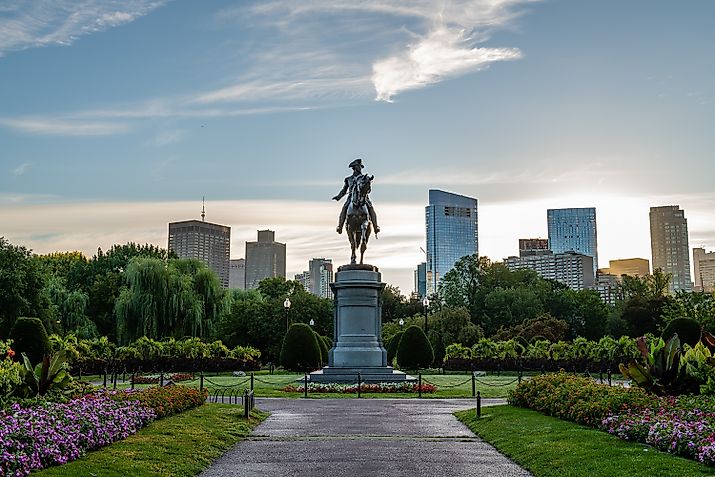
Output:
168,199,231,288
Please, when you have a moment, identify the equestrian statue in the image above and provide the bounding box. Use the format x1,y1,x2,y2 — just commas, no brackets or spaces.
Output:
333,158,379,264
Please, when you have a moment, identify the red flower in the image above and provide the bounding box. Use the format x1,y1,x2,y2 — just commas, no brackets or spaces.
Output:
7,348,15,358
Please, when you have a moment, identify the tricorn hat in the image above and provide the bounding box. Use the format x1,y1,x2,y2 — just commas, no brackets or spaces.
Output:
348,158,364,169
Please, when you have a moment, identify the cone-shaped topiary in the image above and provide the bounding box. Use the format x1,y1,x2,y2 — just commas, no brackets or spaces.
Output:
386,331,403,365
396,325,434,370
9,317,51,366
662,317,702,347
315,332,329,366
280,323,322,371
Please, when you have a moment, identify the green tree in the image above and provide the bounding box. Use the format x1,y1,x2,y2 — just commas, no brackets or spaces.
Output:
661,291,715,332
0,238,47,337
426,306,482,363
482,287,543,335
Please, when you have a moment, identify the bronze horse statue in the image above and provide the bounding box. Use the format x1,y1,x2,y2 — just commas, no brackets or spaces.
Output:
345,174,375,264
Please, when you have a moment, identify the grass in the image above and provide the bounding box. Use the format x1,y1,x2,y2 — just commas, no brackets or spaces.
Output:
33,404,267,477
80,372,518,398
456,405,715,477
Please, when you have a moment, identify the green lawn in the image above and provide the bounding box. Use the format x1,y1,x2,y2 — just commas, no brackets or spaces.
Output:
81,372,518,398
34,404,267,477
456,405,715,477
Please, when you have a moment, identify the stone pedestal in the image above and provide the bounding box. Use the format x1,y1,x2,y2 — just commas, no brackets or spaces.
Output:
309,264,415,383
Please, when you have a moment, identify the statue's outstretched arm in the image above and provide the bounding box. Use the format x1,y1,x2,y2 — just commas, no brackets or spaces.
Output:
332,179,349,201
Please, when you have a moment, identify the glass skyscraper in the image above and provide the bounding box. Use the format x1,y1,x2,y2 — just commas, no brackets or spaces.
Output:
650,205,692,293
425,190,478,295
547,207,598,275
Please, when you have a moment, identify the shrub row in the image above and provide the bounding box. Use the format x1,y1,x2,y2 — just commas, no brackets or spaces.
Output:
109,386,208,419
508,372,658,427
445,357,622,373
73,356,261,375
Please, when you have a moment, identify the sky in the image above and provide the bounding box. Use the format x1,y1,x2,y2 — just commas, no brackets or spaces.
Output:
1,0,714,293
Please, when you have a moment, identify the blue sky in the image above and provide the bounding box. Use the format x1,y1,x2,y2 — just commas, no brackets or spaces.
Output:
1,0,714,292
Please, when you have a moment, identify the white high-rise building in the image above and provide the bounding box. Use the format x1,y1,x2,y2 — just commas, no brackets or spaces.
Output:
503,251,595,291
694,247,715,293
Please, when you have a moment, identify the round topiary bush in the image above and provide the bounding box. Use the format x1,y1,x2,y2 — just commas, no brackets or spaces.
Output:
9,317,51,365
386,331,403,365
662,317,702,347
280,323,322,371
315,332,329,366
396,325,434,370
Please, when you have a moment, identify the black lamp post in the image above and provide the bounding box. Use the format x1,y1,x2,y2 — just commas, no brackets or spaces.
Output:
283,297,291,332
422,295,430,333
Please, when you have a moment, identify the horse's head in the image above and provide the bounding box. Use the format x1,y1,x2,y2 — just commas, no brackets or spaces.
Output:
351,174,373,205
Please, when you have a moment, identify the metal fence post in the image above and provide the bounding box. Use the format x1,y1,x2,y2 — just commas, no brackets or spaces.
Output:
131,372,135,390
251,372,254,391
607,368,612,386
304,374,308,398
112,372,117,390
244,390,249,419
477,391,482,418
358,373,362,398
471,372,476,397
160,372,164,387
103,369,107,388
200,371,204,391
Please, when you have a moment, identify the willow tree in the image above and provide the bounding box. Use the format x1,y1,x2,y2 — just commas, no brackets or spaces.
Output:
115,257,226,344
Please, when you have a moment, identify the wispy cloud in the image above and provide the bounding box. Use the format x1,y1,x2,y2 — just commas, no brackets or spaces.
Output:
373,27,522,101
12,162,32,176
0,117,130,136
0,0,168,57
241,0,535,102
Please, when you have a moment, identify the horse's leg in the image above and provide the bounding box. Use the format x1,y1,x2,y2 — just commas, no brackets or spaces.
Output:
359,220,368,264
349,230,357,264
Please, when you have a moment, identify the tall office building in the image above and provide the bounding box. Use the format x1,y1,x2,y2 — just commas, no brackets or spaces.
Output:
547,207,598,275
650,206,692,293
425,190,478,295
693,248,715,292
504,251,595,291
168,216,230,288
294,271,311,291
605,258,650,278
244,230,286,290
229,258,245,289
414,262,427,297
519,238,550,257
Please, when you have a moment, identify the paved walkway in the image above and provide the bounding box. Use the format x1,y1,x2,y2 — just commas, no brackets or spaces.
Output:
200,398,531,477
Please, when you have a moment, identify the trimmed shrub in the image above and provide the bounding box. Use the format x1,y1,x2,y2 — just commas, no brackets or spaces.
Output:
111,386,207,419
386,331,403,365
315,333,329,366
662,317,702,347
396,326,434,370
9,317,51,366
280,323,322,371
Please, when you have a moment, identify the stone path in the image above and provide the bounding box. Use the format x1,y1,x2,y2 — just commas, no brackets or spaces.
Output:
200,398,532,477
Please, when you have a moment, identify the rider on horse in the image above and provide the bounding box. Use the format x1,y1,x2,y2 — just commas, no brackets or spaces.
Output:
333,158,380,234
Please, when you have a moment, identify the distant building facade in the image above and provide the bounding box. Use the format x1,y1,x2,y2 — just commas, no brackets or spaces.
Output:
244,230,286,290
519,238,550,257
229,258,245,289
594,272,619,305
425,190,478,295
547,207,598,275
295,259,334,299
504,251,595,291
168,219,230,288
694,247,715,292
414,262,427,297
294,271,311,291
604,258,650,278
650,206,692,293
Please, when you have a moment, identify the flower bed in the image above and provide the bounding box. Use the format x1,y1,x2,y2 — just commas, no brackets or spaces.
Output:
282,382,437,394
0,394,154,477
602,396,715,465
132,373,194,384
509,372,715,466
0,386,207,475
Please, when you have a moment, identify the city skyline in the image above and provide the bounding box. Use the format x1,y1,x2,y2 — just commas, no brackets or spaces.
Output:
1,1,714,293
